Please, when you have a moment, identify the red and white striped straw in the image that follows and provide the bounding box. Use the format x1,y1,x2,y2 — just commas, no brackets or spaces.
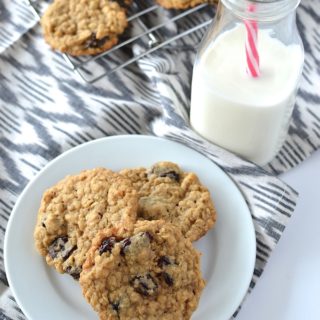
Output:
244,4,260,77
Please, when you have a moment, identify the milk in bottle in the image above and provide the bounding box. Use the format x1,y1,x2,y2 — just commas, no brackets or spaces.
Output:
190,0,304,165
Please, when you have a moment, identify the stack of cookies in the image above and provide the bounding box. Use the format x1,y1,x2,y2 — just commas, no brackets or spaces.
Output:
34,162,217,319
41,0,216,56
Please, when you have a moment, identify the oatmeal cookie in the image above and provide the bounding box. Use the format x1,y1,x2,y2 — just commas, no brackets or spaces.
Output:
120,161,216,242
41,0,129,56
34,168,138,279
80,220,205,320
157,0,216,9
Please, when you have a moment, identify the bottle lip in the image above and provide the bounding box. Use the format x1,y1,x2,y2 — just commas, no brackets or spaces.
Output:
221,0,301,21
246,0,291,2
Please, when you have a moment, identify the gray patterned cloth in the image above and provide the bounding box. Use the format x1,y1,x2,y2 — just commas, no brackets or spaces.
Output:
0,0,319,319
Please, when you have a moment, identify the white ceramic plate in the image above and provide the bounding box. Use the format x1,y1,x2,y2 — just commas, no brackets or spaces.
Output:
4,135,256,320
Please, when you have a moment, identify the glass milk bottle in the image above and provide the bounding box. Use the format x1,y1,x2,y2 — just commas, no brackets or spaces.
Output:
190,0,304,166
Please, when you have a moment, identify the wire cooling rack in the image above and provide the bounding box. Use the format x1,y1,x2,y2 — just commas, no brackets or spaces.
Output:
26,0,215,83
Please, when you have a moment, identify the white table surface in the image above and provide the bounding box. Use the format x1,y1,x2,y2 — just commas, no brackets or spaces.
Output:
237,149,320,320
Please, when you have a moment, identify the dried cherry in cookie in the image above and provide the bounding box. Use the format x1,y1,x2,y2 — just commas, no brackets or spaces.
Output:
160,271,174,286
158,255,172,267
65,266,82,280
99,236,118,255
149,162,181,182
48,236,76,261
120,237,131,256
159,170,180,181
84,33,110,49
131,274,158,296
110,301,120,313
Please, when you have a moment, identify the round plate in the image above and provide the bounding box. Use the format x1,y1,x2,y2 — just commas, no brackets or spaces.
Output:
4,135,256,320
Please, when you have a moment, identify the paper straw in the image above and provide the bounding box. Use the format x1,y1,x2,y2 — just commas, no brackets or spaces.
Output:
245,4,260,77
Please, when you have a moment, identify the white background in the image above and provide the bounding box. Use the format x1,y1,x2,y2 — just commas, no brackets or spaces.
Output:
238,149,320,320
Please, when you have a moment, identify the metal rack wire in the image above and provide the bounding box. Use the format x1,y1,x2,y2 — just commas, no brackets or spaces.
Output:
26,0,214,83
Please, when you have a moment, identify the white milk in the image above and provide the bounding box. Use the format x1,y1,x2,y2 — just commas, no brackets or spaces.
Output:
190,24,304,165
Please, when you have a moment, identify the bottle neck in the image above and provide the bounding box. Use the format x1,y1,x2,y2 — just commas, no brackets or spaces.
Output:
221,0,301,22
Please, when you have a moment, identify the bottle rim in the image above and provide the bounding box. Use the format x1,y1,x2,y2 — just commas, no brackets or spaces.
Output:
221,0,301,21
